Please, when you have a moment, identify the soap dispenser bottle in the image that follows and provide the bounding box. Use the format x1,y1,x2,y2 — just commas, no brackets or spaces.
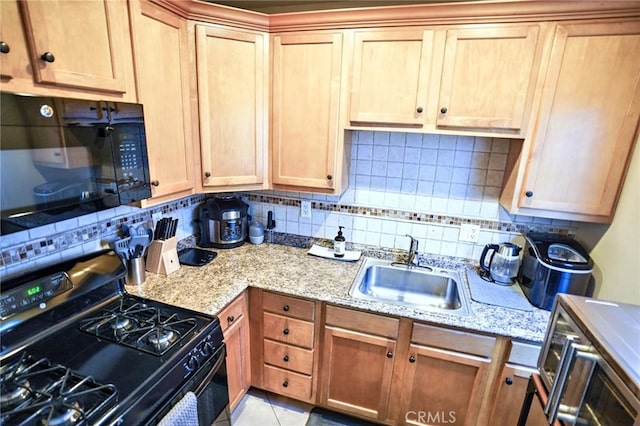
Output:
334,226,346,258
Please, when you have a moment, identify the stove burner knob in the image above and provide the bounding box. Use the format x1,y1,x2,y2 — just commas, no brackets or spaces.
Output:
186,356,199,372
200,341,215,357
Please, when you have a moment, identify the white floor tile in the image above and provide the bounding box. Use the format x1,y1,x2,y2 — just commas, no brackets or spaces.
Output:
231,388,311,426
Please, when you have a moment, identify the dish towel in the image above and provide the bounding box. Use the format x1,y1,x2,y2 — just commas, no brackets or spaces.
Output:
158,391,199,426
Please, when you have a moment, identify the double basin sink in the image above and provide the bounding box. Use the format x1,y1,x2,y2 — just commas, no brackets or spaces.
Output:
349,258,470,315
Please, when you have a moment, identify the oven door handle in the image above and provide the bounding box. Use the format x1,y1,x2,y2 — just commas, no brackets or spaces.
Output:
194,343,226,397
545,337,576,417
546,341,598,424
555,347,599,424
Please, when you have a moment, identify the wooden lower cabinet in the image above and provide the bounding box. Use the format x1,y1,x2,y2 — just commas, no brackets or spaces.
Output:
218,292,251,411
250,289,320,403
401,343,490,425
488,341,545,426
319,306,400,423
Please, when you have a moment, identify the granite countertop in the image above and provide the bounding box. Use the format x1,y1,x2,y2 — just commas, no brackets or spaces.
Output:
125,243,551,344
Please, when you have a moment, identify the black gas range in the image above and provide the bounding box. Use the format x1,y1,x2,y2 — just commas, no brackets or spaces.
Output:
0,250,229,425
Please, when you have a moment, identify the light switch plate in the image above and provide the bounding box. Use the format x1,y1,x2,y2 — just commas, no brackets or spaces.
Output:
300,200,312,218
459,224,480,242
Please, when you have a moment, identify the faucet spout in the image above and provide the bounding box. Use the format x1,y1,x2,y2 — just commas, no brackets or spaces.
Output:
405,234,419,267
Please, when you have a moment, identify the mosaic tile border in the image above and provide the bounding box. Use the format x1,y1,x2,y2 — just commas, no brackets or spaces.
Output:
243,193,575,236
0,195,206,270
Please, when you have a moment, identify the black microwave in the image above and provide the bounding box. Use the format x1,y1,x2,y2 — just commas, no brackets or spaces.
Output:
0,92,152,235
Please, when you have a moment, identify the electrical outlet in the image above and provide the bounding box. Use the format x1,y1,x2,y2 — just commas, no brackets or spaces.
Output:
459,224,480,242
300,200,312,219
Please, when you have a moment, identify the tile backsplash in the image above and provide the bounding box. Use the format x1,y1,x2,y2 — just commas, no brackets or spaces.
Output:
1,130,578,279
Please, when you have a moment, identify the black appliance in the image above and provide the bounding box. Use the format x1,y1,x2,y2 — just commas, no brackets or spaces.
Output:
518,232,594,311
198,196,248,249
0,250,229,425
0,91,152,235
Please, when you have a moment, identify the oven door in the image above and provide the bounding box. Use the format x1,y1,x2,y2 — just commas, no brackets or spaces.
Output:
153,344,230,426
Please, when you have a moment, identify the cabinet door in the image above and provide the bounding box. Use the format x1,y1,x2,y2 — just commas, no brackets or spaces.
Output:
271,33,343,190
401,344,490,426
130,1,195,203
0,1,32,84
438,25,541,133
19,0,130,93
321,326,395,421
219,293,251,411
488,364,547,426
196,26,267,188
350,30,436,126
519,21,640,219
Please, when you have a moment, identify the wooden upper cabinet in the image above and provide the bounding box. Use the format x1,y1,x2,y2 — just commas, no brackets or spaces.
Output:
271,32,345,192
349,29,438,126
129,1,195,204
18,0,131,94
513,20,640,222
196,25,267,190
437,25,543,135
0,1,32,84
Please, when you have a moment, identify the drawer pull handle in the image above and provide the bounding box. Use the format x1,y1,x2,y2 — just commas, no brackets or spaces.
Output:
440,107,448,114
41,52,55,63
416,106,423,113
386,350,393,358
282,380,289,388
283,328,290,335
505,376,513,385
283,305,290,312
227,315,235,323
283,355,289,362
409,355,416,363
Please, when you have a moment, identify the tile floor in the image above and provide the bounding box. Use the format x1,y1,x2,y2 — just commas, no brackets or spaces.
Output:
231,388,313,426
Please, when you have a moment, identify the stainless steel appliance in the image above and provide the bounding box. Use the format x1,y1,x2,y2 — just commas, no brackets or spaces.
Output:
0,250,230,425
518,233,594,310
198,196,248,249
479,242,522,284
1,91,152,235
518,294,640,425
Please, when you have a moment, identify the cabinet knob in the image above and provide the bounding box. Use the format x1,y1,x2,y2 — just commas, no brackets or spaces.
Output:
204,172,211,178
151,180,160,187
0,42,9,54
227,315,235,323
283,328,289,335
409,355,416,363
440,107,448,114
282,380,289,388
283,305,290,312
283,355,289,362
386,350,393,358
327,175,333,180
416,106,423,113
525,191,534,198
505,376,513,385
41,52,55,63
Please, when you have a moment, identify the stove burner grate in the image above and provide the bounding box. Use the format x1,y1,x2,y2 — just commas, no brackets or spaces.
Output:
0,354,117,426
79,298,198,356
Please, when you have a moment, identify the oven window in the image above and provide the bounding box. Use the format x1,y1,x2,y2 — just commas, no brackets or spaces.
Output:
578,368,637,426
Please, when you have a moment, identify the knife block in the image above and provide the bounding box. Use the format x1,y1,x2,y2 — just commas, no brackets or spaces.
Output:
145,237,180,276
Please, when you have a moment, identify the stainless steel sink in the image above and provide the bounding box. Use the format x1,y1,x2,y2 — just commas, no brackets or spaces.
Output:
349,258,470,315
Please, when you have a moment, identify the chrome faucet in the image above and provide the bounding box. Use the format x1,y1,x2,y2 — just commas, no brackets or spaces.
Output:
405,234,419,267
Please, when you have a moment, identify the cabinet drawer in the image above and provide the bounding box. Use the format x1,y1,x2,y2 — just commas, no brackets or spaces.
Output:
263,364,312,401
218,292,246,334
264,340,314,375
412,323,495,358
326,305,399,339
263,292,315,321
263,312,314,349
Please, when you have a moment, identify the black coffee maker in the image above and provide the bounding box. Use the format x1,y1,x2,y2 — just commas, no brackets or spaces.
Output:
198,196,248,248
